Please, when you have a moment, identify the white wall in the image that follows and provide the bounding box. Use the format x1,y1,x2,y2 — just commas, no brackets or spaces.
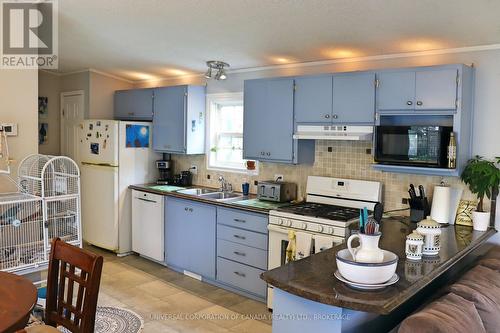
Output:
0,69,38,191
89,71,133,119
38,71,61,155
136,48,500,159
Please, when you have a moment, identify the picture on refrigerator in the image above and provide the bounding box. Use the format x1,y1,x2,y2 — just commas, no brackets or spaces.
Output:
125,124,150,148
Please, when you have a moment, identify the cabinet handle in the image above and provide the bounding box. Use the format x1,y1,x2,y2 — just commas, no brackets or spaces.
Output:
233,235,246,240
185,207,193,212
233,218,246,223
233,251,246,256
189,208,193,212
332,114,338,119
406,101,413,106
324,114,330,119
184,207,188,211
260,152,265,156
266,152,271,156
136,197,156,203
233,271,246,278
416,101,423,106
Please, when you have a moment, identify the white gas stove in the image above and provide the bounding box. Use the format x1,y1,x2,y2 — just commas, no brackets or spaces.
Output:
266,176,382,309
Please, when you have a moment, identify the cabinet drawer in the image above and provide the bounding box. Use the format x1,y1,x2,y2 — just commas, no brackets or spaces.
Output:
217,257,266,298
217,207,268,233
218,225,267,250
217,239,267,269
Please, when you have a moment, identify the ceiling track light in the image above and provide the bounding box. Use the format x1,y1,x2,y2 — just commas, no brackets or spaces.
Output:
205,60,230,80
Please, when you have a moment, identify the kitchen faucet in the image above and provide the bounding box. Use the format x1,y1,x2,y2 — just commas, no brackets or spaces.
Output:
218,175,232,192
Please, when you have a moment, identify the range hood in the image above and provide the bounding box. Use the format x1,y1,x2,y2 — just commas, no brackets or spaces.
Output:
293,125,373,141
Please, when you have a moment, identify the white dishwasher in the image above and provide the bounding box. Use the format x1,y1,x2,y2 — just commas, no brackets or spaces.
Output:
132,190,164,261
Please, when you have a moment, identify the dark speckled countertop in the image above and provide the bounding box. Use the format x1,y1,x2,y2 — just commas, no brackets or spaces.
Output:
129,184,292,214
261,216,496,314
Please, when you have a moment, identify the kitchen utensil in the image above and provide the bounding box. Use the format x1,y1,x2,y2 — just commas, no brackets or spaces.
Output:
347,232,384,263
373,202,384,223
334,270,399,290
365,218,378,235
336,248,398,284
418,185,425,199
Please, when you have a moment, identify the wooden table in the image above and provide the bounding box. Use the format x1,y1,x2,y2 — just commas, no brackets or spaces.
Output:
0,271,38,333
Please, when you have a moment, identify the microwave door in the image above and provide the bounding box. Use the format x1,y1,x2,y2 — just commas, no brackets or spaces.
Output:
375,127,412,164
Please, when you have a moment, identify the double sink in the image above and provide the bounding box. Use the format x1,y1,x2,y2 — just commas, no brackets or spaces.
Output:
175,188,245,202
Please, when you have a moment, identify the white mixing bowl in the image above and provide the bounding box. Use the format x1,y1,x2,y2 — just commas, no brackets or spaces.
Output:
336,249,398,284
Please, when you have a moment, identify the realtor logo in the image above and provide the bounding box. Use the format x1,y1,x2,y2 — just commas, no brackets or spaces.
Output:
1,0,58,69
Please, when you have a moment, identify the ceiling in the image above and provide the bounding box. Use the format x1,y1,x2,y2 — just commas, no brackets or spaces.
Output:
57,0,500,81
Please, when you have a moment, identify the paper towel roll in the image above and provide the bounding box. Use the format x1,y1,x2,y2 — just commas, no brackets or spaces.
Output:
431,185,451,224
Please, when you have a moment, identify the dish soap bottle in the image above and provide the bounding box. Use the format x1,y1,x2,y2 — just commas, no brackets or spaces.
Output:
447,132,456,169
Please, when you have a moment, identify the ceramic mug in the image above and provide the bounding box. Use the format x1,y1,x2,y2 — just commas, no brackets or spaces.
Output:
347,232,384,263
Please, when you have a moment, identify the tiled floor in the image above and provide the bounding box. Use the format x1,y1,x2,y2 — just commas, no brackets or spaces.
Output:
86,245,272,333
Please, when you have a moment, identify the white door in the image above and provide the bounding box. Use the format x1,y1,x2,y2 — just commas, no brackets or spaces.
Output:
81,163,119,251
61,91,84,163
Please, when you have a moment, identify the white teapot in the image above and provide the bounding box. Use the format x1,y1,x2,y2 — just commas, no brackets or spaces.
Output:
347,232,385,263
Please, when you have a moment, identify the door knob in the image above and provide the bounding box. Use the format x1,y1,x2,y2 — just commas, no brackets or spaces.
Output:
406,101,413,106
416,101,423,106
324,114,330,119
266,152,271,156
332,114,338,119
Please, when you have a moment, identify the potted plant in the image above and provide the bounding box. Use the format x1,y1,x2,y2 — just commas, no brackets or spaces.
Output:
460,156,500,231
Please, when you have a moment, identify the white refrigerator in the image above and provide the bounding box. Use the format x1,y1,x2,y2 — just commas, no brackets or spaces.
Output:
79,120,160,254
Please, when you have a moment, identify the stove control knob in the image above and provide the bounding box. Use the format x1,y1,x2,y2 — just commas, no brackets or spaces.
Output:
316,225,323,233
278,218,284,225
286,220,292,227
327,227,334,235
301,223,307,230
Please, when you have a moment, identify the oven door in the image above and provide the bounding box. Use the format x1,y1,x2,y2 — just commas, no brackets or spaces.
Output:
266,224,340,309
375,126,449,167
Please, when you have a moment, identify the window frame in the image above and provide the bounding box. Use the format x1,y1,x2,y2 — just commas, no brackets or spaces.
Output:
205,92,258,175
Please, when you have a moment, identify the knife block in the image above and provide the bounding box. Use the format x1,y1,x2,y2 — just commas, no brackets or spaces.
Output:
410,209,425,223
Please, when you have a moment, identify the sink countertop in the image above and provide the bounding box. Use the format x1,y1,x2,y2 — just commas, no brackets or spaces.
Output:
261,216,496,314
129,184,292,214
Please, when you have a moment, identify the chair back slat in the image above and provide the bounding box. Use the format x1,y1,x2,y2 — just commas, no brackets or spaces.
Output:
45,238,103,333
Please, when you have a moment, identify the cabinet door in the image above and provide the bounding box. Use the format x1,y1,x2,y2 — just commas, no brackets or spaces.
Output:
185,200,216,279
165,197,189,269
332,73,375,123
153,86,186,153
415,69,457,110
294,76,333,123
376,71,415,111
114,89,153,120
243,78,294,162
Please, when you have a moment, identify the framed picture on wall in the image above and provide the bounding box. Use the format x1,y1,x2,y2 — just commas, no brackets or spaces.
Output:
38,97,48,118
39,123,48,145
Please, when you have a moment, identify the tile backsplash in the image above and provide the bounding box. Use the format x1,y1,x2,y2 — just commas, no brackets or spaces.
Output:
172,140,479,212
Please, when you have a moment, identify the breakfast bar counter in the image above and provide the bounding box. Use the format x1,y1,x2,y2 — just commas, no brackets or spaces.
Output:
261,216,496,332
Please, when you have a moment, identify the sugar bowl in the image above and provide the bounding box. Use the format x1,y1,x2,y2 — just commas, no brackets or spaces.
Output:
405,231,424,260
416,216,441,256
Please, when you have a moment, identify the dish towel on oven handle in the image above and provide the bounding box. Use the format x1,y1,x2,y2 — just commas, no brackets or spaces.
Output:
295,232,313,260
314,235,334,254
285,230,296,263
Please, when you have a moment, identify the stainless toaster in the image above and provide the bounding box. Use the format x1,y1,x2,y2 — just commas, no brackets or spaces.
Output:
257,181,297,202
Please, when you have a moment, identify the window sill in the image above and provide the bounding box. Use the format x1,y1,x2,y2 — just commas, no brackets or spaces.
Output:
206,165,259,176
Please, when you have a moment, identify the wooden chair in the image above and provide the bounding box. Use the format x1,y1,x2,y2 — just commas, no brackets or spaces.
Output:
22,238,103,333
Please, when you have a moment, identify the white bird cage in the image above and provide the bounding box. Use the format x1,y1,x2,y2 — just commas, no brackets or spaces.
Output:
0,154,81,273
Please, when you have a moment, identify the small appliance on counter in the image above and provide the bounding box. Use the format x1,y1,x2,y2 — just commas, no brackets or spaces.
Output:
171,170,193,187
257,180,297,202
156,159,173,185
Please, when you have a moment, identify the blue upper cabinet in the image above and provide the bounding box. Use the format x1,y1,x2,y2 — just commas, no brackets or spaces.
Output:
415,69,458,110
376,67,458,112
114,88,154,120
332,72,376,124
243,78,296,163
294,76,333,123
376,71,416,111
153,85,205,154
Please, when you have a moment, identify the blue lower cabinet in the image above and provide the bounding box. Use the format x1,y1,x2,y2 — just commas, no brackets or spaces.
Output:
217,257,267,298
165,197,216,279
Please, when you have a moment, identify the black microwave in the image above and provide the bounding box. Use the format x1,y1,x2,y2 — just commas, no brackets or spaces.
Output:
374,126,453,168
